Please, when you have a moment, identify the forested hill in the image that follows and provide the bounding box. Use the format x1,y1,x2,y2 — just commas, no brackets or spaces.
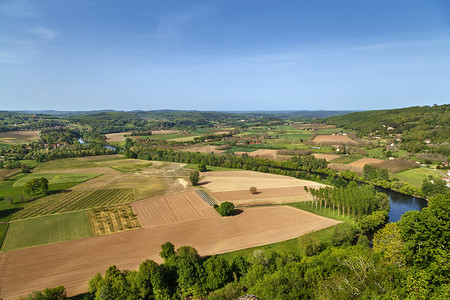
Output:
323,104,450,144
67,112,149,133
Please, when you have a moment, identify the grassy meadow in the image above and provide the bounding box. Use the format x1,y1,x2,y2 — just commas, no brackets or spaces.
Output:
1,211,92,252
12,173,100,188
393,167,444,187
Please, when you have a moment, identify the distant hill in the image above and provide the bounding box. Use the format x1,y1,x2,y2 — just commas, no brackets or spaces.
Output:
324,104,449,153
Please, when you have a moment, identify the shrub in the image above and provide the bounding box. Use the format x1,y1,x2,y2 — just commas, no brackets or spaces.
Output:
197,163,207,172
217,201,234,216
189,171,200,186
249,187,257,194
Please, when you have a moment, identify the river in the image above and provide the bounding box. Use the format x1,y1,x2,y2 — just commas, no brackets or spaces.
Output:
78,138,118,151
382,189,427,222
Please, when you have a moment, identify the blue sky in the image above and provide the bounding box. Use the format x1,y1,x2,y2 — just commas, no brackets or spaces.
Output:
1,0,449,111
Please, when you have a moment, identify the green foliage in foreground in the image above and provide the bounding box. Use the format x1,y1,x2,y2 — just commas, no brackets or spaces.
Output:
1,211,91,251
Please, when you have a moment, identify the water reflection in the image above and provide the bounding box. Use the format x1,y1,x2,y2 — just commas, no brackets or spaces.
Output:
384,189,428,222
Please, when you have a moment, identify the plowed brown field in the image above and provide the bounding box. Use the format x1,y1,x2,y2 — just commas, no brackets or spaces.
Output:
183,145,225,154
132,192,219,227
313,135,357,144
0,202,339,299
210,186,312,206
349,158,384,168
105,132,131,142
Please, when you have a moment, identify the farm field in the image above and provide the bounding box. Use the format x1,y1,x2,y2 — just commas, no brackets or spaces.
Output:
312,134,357,144
0,169,20,181
11,188,134,221
33,155,124,171
70,169,167,200
167,135,201,142
0,131,40,144
105,132,131,142
311,153,341,161
349,157,384,168
0,201,339,299
183,145,225,154
90,204,140,235
329,155,364,164
12,172,100,188
95,159,153,172
234,149,291,161
394,167,443,187
1,211,91,252
200,171,326,206
132,191,219,227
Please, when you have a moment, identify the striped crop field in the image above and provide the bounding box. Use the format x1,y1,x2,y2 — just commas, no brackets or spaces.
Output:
11,188,135,221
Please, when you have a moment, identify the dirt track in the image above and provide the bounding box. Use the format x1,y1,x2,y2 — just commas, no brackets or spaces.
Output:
0,201,339,299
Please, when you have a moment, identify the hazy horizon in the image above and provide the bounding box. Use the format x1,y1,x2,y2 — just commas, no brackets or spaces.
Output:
1,1,449,111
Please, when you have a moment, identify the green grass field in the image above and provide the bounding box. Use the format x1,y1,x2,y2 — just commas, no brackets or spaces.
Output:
328,155,363,164
287,201,354,223
1,211,92,252
394,167,443,187
33,156,124,171
11,188,135,220
0,171,92,200
316,127,347,134
12,173,100,188
367,147,385,158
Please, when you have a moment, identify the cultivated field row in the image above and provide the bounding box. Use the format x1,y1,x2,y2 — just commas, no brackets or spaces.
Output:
11,189,135,221
90,204,141,235
132,191,219,227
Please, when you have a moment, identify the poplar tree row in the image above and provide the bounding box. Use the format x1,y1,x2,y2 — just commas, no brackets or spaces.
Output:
305,183,390,219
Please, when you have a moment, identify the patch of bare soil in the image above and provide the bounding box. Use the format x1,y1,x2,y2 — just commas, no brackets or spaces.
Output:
210,186,319,206
313,135,357,144
201,171,326,192
0,131,40,144
349,158,384,168
132,191,219,227
75,154,124,161
183,145,225,154
105,132,131,142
